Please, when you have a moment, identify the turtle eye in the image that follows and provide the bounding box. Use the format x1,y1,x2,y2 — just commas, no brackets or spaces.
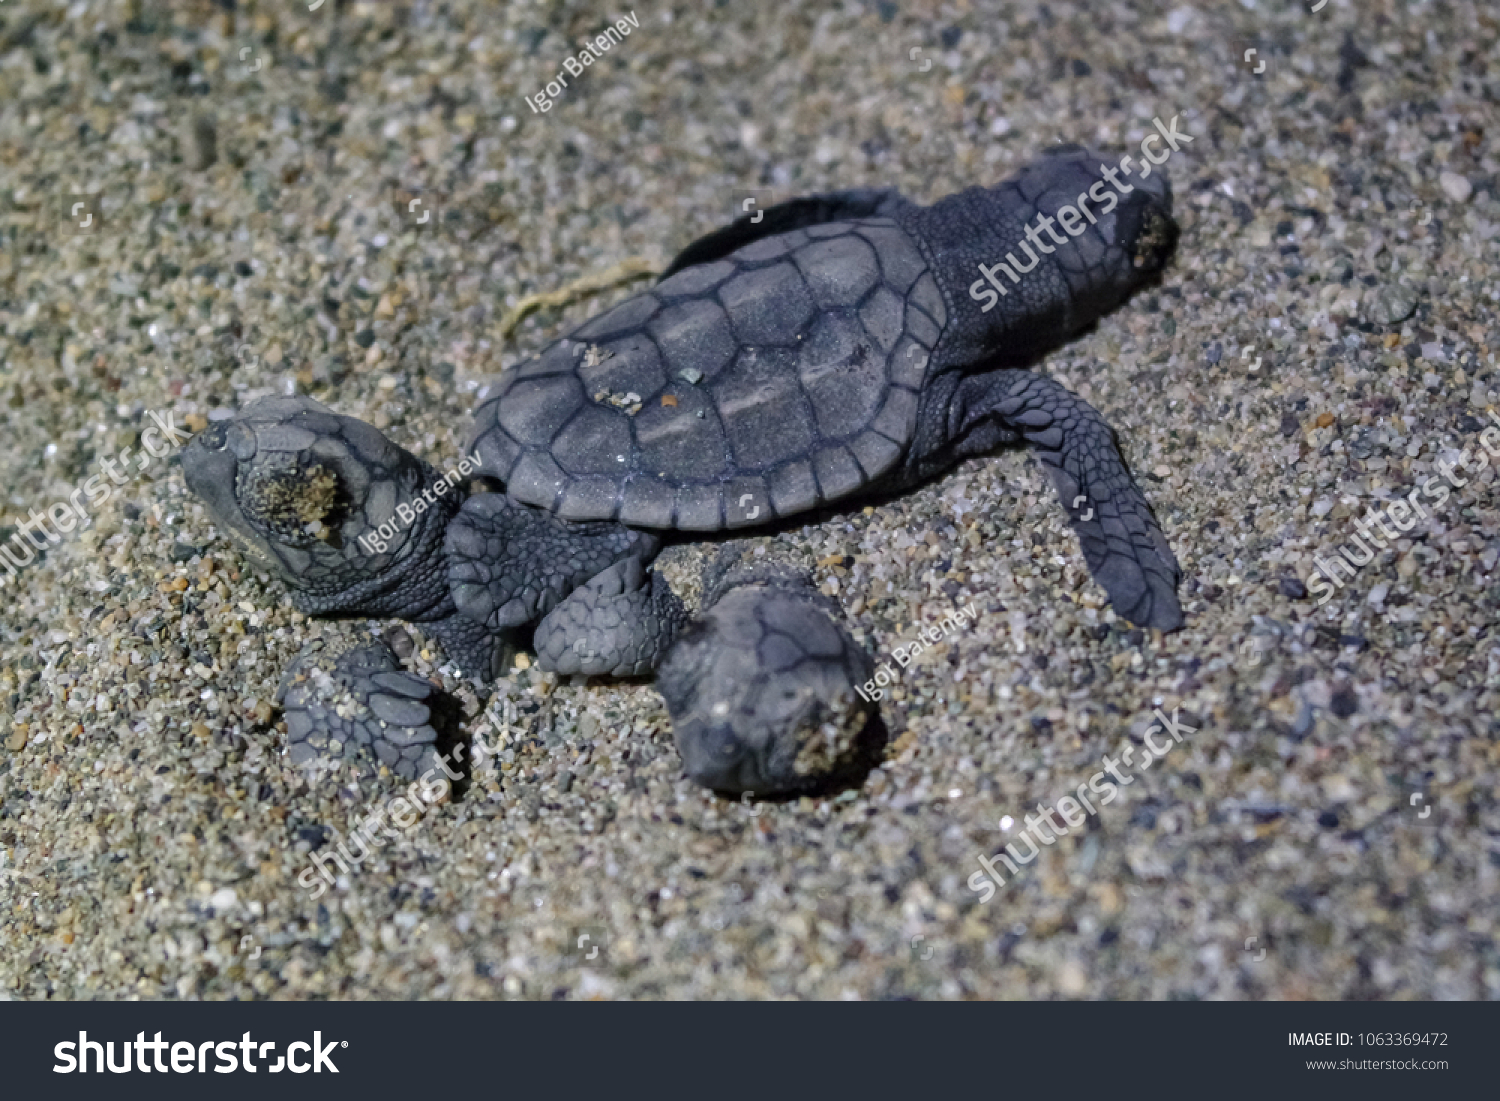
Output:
198,422,230,451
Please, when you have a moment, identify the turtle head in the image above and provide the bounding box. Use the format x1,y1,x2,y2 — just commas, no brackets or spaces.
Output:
183,396,459,611
1031,144,1176,275
1112,162,1176,277
657,571,881,795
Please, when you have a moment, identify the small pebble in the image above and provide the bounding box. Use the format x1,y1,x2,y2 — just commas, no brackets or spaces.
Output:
1368,284,1419,326
183,114,217,171
1439,171,1473,203
385,627,415,660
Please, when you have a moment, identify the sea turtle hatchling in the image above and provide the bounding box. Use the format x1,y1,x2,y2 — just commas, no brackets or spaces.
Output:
184,146,1182,795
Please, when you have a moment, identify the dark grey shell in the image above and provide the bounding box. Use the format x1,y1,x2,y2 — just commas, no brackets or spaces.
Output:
468,217,947,531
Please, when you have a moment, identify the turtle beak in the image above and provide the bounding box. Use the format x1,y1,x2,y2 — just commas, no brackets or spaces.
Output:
674,715,765,794
183,420,247,529
182,416,285,570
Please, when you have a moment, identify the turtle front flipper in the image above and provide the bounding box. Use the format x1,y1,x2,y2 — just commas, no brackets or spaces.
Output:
658,187,908,278
655,547,880,795
445,491,659,636
532,556,688,677
424,613,513,684
955,369,1183,631
276,634,457,782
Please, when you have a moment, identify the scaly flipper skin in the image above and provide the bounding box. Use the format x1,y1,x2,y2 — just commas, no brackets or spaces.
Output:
949,370,1183,630
532,556,688,677
445,492,660,633
276,636,448,781
655,547,878,795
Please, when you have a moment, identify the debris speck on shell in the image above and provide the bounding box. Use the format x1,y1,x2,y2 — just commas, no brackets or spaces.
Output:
582,344,614,368
791,688,871,778
592,388,644,415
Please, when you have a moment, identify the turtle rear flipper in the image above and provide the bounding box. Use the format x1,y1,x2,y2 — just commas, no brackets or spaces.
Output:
659,187,909,278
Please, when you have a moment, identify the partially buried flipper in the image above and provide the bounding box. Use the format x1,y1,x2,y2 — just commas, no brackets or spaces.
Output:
276,635,451,782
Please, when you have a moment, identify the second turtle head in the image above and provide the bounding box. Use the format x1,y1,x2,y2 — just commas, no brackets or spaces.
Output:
182,396,460,612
